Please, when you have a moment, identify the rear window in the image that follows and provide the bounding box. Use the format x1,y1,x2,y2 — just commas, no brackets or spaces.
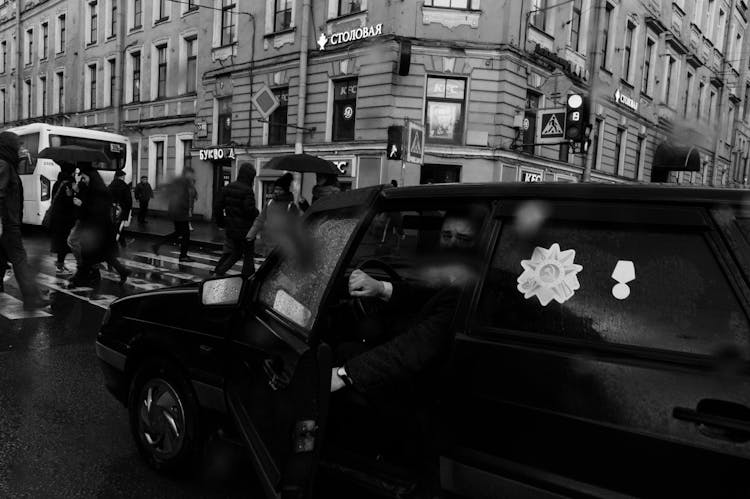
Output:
49,135,126,171
476,217,750,357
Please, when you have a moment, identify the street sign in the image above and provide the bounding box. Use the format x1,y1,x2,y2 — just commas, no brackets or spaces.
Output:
405,121,425,165
536,108,566,144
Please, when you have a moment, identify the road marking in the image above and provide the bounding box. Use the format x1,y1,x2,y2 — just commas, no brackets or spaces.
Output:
35,273,108,309
0,293,52,319
133,252,219,271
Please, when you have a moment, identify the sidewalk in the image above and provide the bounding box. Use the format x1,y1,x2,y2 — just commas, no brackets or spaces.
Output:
123,217,226,250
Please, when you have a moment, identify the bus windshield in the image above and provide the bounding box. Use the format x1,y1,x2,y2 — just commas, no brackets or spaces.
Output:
49,134,127,171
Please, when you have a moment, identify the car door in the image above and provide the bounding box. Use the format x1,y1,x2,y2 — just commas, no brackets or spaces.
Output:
446,199,750,498
223,187,380,499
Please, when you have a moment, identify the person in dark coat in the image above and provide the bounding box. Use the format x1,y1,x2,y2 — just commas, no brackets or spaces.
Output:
299,173,341,212
134,176,153,224
49,163,77,274
245,172,300,257
68,168,130,287
152,167,195,262
108,169,132,248
213,163,259,276
0,131,47,309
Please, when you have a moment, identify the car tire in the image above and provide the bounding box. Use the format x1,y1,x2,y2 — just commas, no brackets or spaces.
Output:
128,357,202,474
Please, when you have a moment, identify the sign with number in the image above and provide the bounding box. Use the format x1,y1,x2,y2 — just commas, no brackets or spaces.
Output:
343,105,354,120
536,108,566,144
195,120,208,138
405,121,425,165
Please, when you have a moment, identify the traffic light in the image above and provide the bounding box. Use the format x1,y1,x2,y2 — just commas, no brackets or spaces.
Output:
565,93,589,142
387,125,404,160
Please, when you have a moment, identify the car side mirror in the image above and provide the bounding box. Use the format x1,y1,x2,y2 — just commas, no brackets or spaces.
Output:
200,275,245,308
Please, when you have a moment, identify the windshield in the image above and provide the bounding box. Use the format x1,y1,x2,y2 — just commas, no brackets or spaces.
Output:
49,134,127,171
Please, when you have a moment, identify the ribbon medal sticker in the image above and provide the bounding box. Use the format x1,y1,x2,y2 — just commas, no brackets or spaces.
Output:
517,243,583,306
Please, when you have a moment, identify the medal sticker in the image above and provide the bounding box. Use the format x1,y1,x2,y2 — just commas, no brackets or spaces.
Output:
517,243,583,306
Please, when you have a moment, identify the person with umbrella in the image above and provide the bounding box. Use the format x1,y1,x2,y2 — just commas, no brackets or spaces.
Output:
48,161,77,274
299,173,341,211
0,131,48,309
245,172,300,257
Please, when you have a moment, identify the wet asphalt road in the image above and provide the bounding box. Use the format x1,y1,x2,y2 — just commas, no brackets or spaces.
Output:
0,231,262,498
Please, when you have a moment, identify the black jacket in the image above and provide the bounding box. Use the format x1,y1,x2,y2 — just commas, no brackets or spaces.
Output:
166,177,192,222
108,178,133,220
345,281,461,392
134,182,153,202
215,164,259,239
75,174,117,261
0,158,23,226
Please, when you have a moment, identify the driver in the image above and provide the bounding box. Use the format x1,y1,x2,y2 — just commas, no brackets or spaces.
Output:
330,207,485,393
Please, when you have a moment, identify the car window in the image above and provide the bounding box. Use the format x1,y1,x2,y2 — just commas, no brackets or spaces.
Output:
475,216,750,356
258,209,361,330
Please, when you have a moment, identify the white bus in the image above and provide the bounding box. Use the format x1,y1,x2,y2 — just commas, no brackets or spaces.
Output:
4,124,132,225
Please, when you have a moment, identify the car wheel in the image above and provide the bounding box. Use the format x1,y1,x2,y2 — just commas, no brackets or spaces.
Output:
128,357,201,474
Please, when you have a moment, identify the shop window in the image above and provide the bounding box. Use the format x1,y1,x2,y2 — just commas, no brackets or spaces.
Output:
424,0,478,8
475,214,750,356
217,96,232,144
425,76,466,145
269,87,289,145
332,78,357,142
183,139,193,171
420,164,461,184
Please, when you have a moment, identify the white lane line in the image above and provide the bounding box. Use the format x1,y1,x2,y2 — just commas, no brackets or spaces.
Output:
168,250,224,264
133,252,217,271
41,255,202,284
0,293,52,319
36,273,108,310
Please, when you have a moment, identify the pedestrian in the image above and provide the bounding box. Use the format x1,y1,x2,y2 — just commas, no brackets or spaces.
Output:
391,179,398,188
213,163,259,276
246,172,300,257
151,167,195,262
188,176,198,231
68,167,130,288
133,175,153,224
108,169,133,248
0,131,48,309
48,163,77,274
299,173,341,211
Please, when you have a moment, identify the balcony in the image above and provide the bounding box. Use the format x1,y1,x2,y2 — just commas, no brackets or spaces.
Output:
123,95,197,125
671,3,685,37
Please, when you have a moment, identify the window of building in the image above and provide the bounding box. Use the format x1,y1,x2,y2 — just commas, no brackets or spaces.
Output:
108,58,116,107
744,84,750,122
156,44,167,99
727,104,736,142
642,37,654,95
665,56,675,106
593,118,603,170
0,41,6,73
269,87,289,145
217,96,232,144
338,0,363,16
41,23,48,60
154,140,165,188
88,64,97,109
601,3,613,69
717,9,726,48
614,126,624,173
133,0,142,29
622,21,635,82
39,75,46,116
426,77,466,145
26,28,33,65
684,71,692,117
474,214,750,356
530,0,547,31
635,135,644,178
110,0,117,37
55,71,64,113
221,0,237,44
559,143,569,163
709,88,717,123
274,0,292,32
156,0,168,22
570,0,582,51
697,81,704,120
706,0,716,38
24,79,31,119
187,0,199,12
0,88,6,123
131,51,141,102
183,139,192,171
523,90,541,155
333,78,358,142
424,0,477,7
57,14,66,53
185,36,197,94
89,1,98,45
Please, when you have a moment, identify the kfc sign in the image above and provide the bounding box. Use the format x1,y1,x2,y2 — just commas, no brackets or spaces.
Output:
332,159,351,175
521,170,543,182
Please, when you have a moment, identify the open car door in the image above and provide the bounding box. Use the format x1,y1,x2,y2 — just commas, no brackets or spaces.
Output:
224,187,381,499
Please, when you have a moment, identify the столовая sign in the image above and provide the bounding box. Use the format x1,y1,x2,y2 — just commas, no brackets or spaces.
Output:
317,24,383,50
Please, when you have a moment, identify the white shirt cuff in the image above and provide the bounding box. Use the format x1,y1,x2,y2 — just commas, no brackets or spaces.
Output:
381,281,393,301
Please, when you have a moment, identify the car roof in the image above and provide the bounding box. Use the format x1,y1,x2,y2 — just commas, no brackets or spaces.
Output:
381,182,750,207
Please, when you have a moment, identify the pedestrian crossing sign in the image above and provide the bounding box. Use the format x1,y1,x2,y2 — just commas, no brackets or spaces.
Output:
406,121,425,165
536,109,566,144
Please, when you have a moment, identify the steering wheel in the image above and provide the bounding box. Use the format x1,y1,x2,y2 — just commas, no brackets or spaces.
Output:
353,259,402,319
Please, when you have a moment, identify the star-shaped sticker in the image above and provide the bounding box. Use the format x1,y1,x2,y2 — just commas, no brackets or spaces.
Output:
317,33,328,51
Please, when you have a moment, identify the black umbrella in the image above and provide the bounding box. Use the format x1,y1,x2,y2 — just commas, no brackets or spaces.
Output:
38,145,110,165
265,154,340,175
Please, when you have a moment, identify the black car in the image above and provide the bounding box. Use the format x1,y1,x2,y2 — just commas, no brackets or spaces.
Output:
97,183,750,498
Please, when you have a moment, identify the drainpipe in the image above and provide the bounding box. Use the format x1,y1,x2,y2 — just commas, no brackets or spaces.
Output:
15,0,22,121
295,0,311,155
582,0,602,182
114,0,126,132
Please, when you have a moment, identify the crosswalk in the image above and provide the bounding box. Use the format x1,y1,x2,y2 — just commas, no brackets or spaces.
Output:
0,246,262,320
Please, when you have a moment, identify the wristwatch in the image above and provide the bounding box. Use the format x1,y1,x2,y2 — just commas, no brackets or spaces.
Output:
337,366,353,387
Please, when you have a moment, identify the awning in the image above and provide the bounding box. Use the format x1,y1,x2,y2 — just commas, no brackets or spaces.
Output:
653,143,701,172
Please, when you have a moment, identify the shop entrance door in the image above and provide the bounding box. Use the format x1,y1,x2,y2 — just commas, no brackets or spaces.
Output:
212,161,233,220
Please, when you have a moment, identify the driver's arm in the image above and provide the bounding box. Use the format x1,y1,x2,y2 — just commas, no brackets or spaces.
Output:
348,270,393,301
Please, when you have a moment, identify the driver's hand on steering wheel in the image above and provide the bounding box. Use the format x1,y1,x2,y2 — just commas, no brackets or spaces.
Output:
349,270,393,301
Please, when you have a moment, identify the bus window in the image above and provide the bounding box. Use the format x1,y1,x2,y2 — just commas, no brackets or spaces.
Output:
17,133,39,174
49,134,126,171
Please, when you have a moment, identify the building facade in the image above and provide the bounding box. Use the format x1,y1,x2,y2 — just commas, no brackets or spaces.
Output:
0,0,748,221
